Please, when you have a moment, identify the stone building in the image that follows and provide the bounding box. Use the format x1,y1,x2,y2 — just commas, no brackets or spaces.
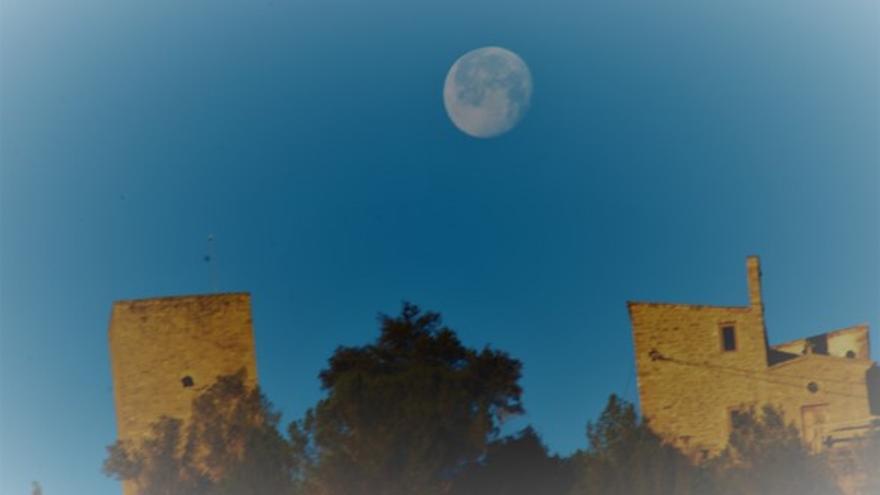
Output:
629,256,879,459
108,293,258,495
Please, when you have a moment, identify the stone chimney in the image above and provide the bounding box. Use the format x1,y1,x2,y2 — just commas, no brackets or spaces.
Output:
746,256,763,312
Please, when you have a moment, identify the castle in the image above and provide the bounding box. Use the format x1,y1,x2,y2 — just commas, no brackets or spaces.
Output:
106,260,877,493
108,293,258,495
629,256,879,460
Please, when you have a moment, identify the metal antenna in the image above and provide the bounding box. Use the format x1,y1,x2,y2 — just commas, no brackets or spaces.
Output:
206,234,218,293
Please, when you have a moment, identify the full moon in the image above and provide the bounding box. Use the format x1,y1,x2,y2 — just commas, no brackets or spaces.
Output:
443,47,532,138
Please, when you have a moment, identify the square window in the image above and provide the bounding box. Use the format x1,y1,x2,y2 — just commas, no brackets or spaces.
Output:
721,325,736,352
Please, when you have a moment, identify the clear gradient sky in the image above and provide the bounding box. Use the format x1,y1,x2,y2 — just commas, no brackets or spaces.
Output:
1,0,878,493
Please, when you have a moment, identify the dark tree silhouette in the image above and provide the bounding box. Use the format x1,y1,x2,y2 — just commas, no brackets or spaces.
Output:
709,404,840,495
569,395,705,495
104,416,200,495
452,426,573,495
103,370,299,495
291,302,524,495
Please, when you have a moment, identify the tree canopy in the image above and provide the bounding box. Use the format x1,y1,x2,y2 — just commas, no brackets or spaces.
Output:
292,302,524,495
452,426,573,495
569,395,704,495
709,404,840,495
103,370,298,495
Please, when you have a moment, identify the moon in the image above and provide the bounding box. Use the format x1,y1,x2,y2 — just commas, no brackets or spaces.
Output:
443,47,533,138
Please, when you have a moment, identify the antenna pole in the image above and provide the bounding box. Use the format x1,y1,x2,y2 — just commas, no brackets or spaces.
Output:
207,234,218,293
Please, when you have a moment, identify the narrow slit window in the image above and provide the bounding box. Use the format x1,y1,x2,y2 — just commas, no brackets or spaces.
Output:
721,325,736,352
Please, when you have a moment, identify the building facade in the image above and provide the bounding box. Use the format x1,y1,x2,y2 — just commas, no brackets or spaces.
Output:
629,257,879,460
108,293,258,494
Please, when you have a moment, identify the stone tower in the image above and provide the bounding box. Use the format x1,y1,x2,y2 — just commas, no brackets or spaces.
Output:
108,293,258,494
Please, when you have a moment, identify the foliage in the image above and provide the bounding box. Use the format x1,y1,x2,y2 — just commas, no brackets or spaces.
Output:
709,404,840,495
292,302,524,495
103,370,299,495
451,426,573,495
569,395,705,495
103,415,200,495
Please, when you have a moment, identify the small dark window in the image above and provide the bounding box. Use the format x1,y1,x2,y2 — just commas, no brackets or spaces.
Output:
181,376,194,388
807,381,819,394
846,350,856,359
721,325,736,352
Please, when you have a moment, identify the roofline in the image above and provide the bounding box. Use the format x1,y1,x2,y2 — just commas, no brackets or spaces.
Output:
112,292,251,305
767,352,876,371
771,323,871,350
627,300,750,311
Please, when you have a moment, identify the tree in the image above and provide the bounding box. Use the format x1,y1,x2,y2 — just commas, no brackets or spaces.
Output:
710,404,840,495
104,415,202,495
186,371,298,494
292,302,524,495
569,395,704,495
103,370,299,495
452,426,573,495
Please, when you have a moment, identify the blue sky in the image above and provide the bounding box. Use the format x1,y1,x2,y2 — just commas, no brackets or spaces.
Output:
1,0,878,493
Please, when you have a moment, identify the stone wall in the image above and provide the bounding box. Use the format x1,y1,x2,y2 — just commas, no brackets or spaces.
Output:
630,300,766,455
629,257,874,458
108,293,258,494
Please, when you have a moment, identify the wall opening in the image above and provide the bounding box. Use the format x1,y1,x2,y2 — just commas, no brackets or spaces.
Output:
721,325,737,352
805,334,828,355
